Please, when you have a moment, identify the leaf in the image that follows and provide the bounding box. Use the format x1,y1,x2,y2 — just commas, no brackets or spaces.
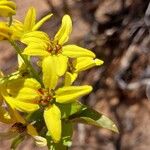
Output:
27,109,44,130
57,102,84,119
69,106,119,133
61,122,73,147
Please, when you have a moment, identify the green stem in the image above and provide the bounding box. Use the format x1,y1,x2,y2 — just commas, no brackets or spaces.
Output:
10,40,43,86
10,134,25,150
8,16,13,26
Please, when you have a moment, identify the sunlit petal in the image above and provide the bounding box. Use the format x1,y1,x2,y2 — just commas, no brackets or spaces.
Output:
0,0,16,17
55,54,68,76
0,22,12,40
42,56,58,89
23,44,49,56
54,15,72,45
44,104,61,143
62,45,95,58
21,31,50,45
33,14,53,31
73,57,104,72
24,7,36,31
9,87,40,103
55,85,92,103
6,78,41,91
3,95,39,113
64,72,77,86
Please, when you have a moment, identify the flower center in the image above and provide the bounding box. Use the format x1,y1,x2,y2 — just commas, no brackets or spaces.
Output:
38,89,54,107
47,41,62,55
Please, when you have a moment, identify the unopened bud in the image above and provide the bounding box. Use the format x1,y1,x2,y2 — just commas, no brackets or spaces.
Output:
34,136,47,147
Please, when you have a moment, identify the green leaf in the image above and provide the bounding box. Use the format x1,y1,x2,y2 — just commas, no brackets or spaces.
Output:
61,122,73,147
27,109,45,135
69,106,119,133
57,102,84,119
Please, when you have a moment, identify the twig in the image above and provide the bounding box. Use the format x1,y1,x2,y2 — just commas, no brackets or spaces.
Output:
144,2,150,30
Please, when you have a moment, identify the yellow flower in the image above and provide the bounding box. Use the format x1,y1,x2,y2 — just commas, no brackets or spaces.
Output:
65,57,104,85
0,0,16,17
1,77,92,142
0,98,38,137
0,105,38,137
0,72,37,137
0,21,12,40
22,15,96,89
11,7,52,40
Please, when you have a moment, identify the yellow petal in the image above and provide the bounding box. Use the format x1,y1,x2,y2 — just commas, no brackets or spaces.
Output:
0,6,15,16
0,32,9,40
24,7,36,31
62,45,95,58
21,31,50,45
1,88,39,112
64,72,77,86
23,44,49,56
54,15,72,45
55,54,68,76
55,85,92,103
0,0,16,17
6,97,39,113
42,56,58,89
0,70,3,77
0,1,16,9
11,20,24,40
23,78,41,89
73,57,104,72
17,54,26,70
33,14,53,31
9,87,40,103
0,22,12,40
5,78,41,103
6,78,41,92
44,104,61,143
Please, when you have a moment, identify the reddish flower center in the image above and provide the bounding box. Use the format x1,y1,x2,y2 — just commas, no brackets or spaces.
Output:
38,89,53,107
47,42,62,55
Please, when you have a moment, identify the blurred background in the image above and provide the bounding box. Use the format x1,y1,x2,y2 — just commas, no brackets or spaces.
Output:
0,0,150,149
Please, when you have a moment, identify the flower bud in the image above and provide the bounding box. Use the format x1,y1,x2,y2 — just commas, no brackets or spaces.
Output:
34,136,47,147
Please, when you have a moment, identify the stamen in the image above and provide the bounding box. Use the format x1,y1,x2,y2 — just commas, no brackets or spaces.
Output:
47,41,62,55
38,89,54,107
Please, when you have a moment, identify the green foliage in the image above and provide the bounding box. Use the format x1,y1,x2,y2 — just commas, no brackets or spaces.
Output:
69,105,119,133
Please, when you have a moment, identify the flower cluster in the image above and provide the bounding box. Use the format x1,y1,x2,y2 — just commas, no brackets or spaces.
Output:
0,1,118,149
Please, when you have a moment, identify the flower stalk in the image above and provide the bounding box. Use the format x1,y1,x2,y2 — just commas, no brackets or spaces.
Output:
9,40,43,86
